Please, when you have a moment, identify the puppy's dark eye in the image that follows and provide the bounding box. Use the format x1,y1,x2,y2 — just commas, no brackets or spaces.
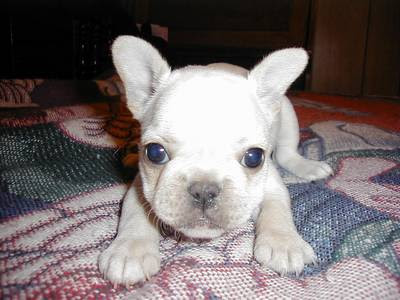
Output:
146,143,169,164
241,148,264,168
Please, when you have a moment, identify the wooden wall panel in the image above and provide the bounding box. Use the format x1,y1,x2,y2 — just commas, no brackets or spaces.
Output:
309,0,369,96
151,0,291,31
363,0,400,98
150,0,310,49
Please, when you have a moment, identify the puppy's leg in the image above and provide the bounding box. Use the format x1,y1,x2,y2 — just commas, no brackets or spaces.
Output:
274,96,332,180
254,164,316,275
98,176,160,286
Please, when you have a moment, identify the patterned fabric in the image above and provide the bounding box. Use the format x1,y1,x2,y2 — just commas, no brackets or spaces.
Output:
0,80,399,299
0,80,43,108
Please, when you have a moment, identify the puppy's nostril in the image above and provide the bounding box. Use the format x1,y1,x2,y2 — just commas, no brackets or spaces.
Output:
188,181,220,209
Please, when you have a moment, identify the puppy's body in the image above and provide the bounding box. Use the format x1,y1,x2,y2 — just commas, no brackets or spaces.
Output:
99,37,332,285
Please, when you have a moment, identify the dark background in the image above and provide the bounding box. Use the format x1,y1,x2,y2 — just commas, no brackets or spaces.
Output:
1,0,399,99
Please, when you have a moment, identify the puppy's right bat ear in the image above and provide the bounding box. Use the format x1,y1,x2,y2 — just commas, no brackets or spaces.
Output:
112,36,171,121
248,48,308,119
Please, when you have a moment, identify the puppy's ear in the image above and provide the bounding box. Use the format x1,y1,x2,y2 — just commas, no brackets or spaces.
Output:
112,36,171,121
248,48,308,116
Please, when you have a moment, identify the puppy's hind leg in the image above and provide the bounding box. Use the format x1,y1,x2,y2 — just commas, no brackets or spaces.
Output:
274,96,332,180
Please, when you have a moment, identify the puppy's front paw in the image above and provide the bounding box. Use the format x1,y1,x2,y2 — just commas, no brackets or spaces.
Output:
98,238,160,286
254,232,316,275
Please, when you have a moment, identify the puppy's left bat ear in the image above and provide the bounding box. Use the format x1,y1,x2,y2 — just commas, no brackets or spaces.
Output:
112,36,171,121
248,48,308,116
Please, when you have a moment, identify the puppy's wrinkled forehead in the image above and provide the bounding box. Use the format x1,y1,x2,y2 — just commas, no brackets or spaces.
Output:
146,67,263,144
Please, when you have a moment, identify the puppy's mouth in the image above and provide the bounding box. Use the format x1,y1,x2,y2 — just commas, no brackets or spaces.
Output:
186,215,220,228
178,215,225,239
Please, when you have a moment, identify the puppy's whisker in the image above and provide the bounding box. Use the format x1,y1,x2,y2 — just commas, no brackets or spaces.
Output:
159,220,166,236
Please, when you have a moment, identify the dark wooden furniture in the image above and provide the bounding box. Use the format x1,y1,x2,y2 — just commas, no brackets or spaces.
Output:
363,0,400,98
2,0,399,99
0,1,138,79
145,0,311,89
151,0,310,50
308,0,400,98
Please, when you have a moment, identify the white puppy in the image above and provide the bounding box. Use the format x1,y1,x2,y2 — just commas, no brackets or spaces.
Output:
99,36,332,286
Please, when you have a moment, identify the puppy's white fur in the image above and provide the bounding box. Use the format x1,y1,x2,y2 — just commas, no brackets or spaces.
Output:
99,36,332,285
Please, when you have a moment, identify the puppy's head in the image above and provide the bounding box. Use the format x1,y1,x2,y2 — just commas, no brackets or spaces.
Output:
113,36,307,239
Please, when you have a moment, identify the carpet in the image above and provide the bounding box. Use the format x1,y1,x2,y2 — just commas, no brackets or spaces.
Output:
1,79,399,299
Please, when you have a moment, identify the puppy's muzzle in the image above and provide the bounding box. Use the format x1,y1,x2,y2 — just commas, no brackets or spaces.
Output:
188,181,220,210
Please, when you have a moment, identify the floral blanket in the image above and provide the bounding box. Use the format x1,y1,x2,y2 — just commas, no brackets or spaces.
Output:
1,79,399,299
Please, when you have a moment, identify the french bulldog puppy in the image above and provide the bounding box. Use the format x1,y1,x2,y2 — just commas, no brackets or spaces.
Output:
99,36,332,286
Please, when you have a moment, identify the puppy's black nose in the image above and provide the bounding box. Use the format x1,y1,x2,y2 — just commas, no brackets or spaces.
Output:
188,181,220,210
